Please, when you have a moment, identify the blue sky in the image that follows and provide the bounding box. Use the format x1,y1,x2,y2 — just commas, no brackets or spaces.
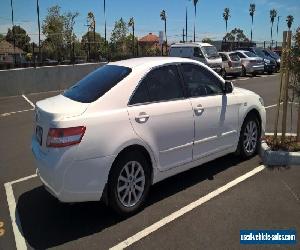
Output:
0,0,299,43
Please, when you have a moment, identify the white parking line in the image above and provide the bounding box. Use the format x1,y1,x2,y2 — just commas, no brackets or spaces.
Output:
238,77,249,81
0,108,34,118
22,94,35,108
265,103,280,109
4,174,37,250
110,165,266,250
264,102,298,110
265,132,297,136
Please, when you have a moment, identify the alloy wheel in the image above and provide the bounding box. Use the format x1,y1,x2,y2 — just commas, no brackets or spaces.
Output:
243,120,258,154
117,161,145,207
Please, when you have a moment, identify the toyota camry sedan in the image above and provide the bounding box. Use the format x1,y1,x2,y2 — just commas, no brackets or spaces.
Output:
32,57,266,215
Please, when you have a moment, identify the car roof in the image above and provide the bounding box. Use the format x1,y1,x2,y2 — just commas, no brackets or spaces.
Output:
234,50,249,53
109,57,197,69
219,51,237,55
170,42,212,47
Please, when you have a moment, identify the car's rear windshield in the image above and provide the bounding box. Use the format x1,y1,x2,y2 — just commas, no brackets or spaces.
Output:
244,51,256,58
229,53,240,61
63,65,132,103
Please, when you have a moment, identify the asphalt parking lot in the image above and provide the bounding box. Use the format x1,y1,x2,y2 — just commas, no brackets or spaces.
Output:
0,73,299,250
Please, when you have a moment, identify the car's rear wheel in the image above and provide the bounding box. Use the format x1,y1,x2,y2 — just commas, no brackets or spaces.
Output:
236,114,261,159
220,69,226,79
108,151,151,216
241,66,246,77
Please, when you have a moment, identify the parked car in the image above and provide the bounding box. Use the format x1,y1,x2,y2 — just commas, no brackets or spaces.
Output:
262,48,281,71
273,49,282,57
234,50,264,76
238,47,276,74
218,52,242,78
32,57,266,215
169,42,222,74
43,58,59,65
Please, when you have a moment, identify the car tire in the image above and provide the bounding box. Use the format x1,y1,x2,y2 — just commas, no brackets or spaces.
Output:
220,69,226,79
236,114,261,159
107,150,151,216
241,66,246,77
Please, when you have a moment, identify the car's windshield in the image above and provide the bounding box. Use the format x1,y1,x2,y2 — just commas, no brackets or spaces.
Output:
201,46,219,58
265,49,280,59
253,48,265,57
244,51,257,58
63,65,132,103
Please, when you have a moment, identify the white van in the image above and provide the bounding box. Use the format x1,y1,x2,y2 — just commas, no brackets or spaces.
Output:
169,42,222,73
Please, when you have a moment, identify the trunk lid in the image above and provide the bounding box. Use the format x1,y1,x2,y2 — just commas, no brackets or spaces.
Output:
34,94,89,151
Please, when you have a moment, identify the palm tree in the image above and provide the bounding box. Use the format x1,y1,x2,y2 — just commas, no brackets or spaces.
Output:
128,17,135,56
286,15,294,31
87,12,96,60
103,0,107,57
223,8,230,33
87,12,96,41
270,9,277,46
192,0,199,42
160,10,167,55
249,3,255,42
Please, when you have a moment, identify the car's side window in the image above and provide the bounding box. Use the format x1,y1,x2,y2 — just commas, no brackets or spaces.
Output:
237,52,246,58
220,54,227,61
129,65,184,105
181,63,224,97
129,78,150,105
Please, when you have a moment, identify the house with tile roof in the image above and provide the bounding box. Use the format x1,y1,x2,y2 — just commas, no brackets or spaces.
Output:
0,40,25,64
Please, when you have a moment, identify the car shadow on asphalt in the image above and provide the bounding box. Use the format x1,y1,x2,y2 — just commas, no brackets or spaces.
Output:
16,154,247,249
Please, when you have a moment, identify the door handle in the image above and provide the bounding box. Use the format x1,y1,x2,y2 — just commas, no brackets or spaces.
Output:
194,104,204,116
135,112,150,123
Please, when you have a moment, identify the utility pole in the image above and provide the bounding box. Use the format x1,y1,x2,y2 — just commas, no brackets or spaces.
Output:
36,0,41,63
186,7,188,42
182,28,185,42
104,0,107,59
10,0,16,66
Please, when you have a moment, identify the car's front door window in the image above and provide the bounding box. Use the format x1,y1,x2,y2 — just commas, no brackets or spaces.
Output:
180,63,223,97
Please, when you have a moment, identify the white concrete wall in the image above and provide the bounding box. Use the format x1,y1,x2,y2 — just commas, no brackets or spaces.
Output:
0,63,106,97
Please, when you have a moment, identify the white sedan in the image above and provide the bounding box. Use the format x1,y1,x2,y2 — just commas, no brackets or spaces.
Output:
32,57,266,215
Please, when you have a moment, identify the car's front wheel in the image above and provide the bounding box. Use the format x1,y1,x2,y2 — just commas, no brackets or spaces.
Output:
237,114,261,159
108,151,151,216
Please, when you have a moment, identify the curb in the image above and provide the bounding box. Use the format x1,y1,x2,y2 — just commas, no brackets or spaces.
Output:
260,141,300,166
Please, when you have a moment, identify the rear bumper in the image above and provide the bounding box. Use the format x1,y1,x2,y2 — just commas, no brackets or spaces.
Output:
31,137,114,202
226,66,242,74
247,64,264,73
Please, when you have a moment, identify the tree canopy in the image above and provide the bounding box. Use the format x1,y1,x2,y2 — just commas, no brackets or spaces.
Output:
223,28,249,42
202,38,213,43
81,31,105,59
42,5,79,60
5,25,31,51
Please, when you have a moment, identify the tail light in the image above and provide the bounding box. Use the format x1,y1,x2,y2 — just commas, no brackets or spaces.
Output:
47,126,86,148
228,61,232,67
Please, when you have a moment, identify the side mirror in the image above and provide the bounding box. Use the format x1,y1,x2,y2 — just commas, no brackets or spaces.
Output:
224,81,233,94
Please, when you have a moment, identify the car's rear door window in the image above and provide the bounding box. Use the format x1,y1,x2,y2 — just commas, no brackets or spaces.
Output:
129,65,184,105
63,65,132,103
